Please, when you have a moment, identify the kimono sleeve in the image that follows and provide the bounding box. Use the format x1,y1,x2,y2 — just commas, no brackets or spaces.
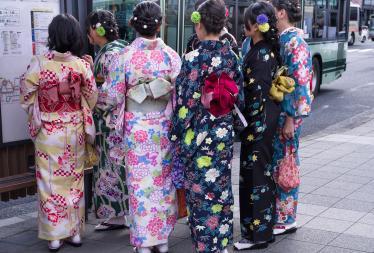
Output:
243,49,272,142
20,56,40,113
96,53,126,112
81,60,98,110
283,36,312,118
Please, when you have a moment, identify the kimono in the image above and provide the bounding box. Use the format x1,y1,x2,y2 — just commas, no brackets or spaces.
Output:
239,40,280,242
92,39,129,219
170,40,244,253
99,37,181,247
20,51,98,240
272,27,312,224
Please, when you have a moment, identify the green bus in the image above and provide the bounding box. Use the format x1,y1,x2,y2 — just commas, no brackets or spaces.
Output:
90,0,349,95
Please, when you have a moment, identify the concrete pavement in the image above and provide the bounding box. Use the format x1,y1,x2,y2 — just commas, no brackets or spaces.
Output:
1,118,374,253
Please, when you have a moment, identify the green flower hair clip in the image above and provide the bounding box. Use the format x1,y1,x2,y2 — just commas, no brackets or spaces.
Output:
95,23,106,37
191,11,201,24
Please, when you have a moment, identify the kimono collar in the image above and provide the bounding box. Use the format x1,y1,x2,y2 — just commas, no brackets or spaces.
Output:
280,26,304,37
45,51,76,61
199,39,229,51
131,37,166,50
96,39,127,58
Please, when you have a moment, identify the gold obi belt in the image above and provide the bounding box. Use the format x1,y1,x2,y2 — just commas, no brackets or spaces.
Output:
126,78,173,113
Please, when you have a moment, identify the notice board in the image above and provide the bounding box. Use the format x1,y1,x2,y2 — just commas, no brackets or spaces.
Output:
0,0,60,145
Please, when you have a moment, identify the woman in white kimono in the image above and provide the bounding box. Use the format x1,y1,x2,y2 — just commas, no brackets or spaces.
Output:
98,2,181,253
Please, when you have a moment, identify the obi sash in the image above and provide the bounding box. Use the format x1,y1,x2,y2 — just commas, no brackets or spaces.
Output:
126,78,173,113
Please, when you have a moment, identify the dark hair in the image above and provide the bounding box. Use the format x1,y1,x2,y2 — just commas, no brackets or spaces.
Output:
197,0,226,35
86,10,120,42
130,1,162,37
47,14,84,56
194,0,206,10
271,0,302,23
244,2,281,65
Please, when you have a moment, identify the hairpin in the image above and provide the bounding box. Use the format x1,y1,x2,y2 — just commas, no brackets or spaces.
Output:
257,14,270,33
191,11,201,24
95,23,106,36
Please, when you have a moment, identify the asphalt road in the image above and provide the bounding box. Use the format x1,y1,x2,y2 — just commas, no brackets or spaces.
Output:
302,40,374,137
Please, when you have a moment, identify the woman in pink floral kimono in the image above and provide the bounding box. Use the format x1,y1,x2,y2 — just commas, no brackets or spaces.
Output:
99,2,181,253
20,14,98,251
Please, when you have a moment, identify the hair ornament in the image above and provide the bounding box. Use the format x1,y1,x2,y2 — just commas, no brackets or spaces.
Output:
155,19,158,23
133,16,137,21
256,14,270,33
143,24,147,29
95,22,106,36
191,11,201,24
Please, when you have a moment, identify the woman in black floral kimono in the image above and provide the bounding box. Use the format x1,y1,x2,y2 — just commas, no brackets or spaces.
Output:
234,2,281,251
170,0,244,252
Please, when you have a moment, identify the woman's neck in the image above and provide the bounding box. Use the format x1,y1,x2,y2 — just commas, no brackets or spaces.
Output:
278,21,293,34
201,33,220,41
98,38,108,48
252,33,264,45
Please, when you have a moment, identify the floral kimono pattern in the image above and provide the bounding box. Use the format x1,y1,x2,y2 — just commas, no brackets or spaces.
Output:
272,28,312,224
170,40,244,253
92,39,129,219
100,37,181,247
20,51,98,240
239,41,280,243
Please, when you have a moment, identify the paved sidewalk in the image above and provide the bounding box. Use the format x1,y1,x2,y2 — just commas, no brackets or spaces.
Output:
1,119,374,253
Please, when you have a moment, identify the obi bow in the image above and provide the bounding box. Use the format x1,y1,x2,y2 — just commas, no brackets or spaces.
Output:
201,72,239,117
269,66,295,102
126,78,172,104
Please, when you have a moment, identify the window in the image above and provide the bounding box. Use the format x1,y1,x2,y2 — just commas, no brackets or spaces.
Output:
350,7,358,21
92,0,160,43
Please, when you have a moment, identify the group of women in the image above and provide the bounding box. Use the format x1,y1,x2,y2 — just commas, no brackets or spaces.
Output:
20,0,312,252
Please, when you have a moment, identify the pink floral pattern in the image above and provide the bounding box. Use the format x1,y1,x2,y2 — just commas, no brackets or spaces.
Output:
101,37,181,248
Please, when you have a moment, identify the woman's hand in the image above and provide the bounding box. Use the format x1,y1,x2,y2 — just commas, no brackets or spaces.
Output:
82,54,94,70
282,116,295,140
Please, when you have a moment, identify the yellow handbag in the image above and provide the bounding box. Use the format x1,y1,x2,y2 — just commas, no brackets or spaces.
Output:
85,143,99,168
269,66,296,102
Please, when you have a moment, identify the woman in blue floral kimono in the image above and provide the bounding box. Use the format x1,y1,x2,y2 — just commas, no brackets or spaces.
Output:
170,0,244,252
270,0,312,235
234,2,281,250
83,10,129,231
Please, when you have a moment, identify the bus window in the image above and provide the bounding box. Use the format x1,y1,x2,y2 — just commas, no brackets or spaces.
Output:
337,0,348,39
327,0,338,39
350,7,358,21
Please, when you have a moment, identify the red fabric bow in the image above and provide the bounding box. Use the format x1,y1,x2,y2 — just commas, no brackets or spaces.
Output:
201,72,238,117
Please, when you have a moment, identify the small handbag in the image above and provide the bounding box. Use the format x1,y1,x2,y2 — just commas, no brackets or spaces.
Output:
276,146,300,192
85,143,99,168
269,66,296,102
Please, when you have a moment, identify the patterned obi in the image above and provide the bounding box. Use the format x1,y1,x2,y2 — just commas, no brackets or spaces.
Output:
38,69,82,113
40,111,84,125
126,78,172,113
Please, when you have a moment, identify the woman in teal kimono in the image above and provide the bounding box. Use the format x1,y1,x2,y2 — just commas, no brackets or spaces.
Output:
270,0,312,235
83,10,128,231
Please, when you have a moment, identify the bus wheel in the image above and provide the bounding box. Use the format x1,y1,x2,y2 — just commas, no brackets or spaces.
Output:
348,33,355,46
311,57,321,96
